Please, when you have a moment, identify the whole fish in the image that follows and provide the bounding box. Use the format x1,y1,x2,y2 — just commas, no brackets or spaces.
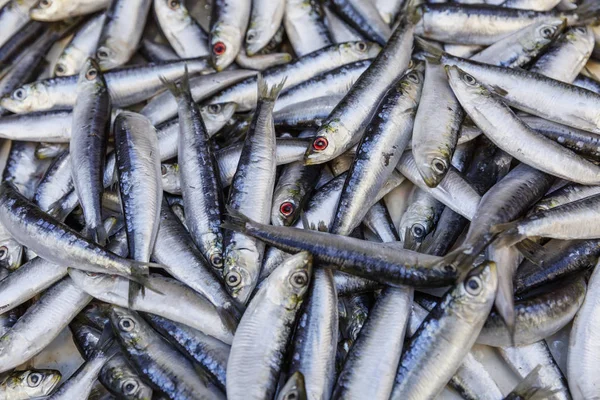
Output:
226,252,312,400
304,14,416,164
70,58,111,245
223,78,284,306
162,72,223,270
390,261,497,399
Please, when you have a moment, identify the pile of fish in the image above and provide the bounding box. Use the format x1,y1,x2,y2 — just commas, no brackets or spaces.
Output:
2,0,600,398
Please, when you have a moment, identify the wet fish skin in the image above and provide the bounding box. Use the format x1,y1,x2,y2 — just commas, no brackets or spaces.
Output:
54,13,106,77
277,372,307,400
109,306,226,400
29,0,109,21
145,313,230,390
0,277,91,373
328,0,391,45
96,0,152,70
246,0,285,55
477,276,586,347
70,58,111,245
153,0,209,58
226,252,312,400
0,0,39,49
284,0,332,57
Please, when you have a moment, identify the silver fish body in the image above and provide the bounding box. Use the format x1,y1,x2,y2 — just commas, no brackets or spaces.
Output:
29,0,109,21
284,0,332,57
0,369,61,400
209,0,251,71
153,0,209,58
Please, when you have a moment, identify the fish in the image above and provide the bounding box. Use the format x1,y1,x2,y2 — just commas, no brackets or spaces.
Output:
209,0,251,71
0,369,62,400
70,58,111,245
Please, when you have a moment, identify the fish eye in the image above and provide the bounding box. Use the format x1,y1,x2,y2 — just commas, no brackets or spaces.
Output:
461,73,477,86
574,26,587,35
122,379,139,394
161,165,167,175
406,72,420,84
284,391,298,400
118,317,135,332
226,271,242,287
312,137,328,152
213,42,227,56
0,246,8,260
27,372,42,387
96,49,109,59
55,63,66,75
431,158,447,175
443,264,456,273
246,30,257,42
210,254,223,269
208,104,221,114
411,223,426,239
356,42,367,52
290,271,308,288
85,272,99,277
279,202,295,217
85,68,98,80
540,26,555,38
13,88,26,101
168,0,179,9
39,0,52,8
465,276,483,295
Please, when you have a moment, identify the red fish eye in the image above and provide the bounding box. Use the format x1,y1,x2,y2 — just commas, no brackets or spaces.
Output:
280,202,294,216
312,137,328,151
213,42,226,56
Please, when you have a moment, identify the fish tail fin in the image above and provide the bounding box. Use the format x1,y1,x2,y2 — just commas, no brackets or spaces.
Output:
159,67,191,100
508,365,560,400
257,74,287,102
572,0,600,25
125,261,165,307
414,37,444,63
222,205,252,233
218,306,240,333
515,239,547,266
404,0,424,24
490,221,525,248
92,322,118,360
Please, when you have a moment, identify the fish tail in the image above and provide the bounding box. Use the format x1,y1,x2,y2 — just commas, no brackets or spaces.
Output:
508,365,561,400
218,305,240,333
257,74,287,102
490,221,525,248
222,205,252,233
159,68,189,100
404,0,424,24
414,37,444,64
92,322,118,360
572,0,600,25
515,239,547,266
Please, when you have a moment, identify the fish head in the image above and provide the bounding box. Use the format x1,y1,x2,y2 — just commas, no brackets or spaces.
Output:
271,195,299,227
0,239,23,270
339,41,382,63
522,19,565,54
29,0,62,21
78,58,107,91
278,371,307,400
1,83,48,114
224,252,256,306
9,369,62,398
454,261,498,321
266,251,312,311
54,49,78,77
210,23,242,71
399,61,425,99
245,24,269,57
159,0,187,21
417,151,451,188
200,102,237,135
565,25,595,53
445,65,489,113
160,163,179,194
96,40,128,71
109,306,147,350
100,365,153,400
304,130,338,165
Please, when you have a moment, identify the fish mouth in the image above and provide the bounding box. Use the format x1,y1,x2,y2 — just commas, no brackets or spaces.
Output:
43,374,63,395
